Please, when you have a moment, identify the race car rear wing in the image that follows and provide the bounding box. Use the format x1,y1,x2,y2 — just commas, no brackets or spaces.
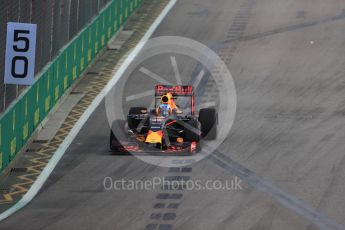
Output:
155,85,195,115
155,85,194,97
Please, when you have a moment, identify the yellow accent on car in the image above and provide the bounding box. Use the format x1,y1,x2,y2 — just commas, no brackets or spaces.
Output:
145,131,162,143
177,137,183,143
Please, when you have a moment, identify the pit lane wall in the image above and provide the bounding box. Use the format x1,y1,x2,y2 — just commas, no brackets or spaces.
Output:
0,0,143,173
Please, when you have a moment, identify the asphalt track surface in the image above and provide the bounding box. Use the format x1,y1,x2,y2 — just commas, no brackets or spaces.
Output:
2,0,345,229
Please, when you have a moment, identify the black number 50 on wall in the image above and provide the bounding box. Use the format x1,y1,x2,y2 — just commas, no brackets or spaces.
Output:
4,22,37,85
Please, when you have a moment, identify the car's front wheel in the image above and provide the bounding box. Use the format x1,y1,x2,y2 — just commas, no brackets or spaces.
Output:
110,120,126,153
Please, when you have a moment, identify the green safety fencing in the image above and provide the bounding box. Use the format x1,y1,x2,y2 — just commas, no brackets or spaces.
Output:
0,0,144,172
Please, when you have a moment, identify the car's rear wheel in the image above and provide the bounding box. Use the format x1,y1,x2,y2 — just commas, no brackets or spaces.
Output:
198,108,218,140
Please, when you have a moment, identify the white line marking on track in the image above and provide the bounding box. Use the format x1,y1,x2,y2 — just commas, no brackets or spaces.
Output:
0,0,177,221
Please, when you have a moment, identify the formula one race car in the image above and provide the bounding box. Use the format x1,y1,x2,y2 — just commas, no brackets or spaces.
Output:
110,85,217,154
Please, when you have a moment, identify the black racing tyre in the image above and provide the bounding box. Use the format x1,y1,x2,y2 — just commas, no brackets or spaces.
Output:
184,119,200,142
110,120,126,152
127,107,147,130
198,108,218,140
